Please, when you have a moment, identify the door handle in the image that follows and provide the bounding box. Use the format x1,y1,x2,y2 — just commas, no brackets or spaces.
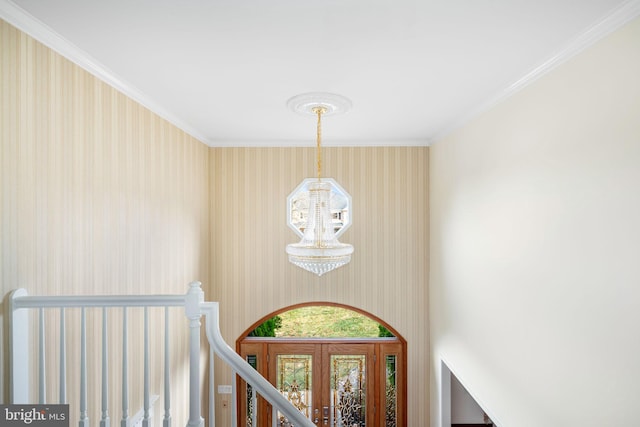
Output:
323,406,329,425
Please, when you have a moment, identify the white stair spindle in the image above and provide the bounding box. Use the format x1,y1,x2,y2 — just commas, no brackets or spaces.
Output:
163,307,171,427
79,307,89,427
251,388,257,427
59,307,66,403
142,307,150,427
209,347,214,427
185,282,204,427
121,307,129,427
231,370,237,427
39,308,46,404
101,307,110,427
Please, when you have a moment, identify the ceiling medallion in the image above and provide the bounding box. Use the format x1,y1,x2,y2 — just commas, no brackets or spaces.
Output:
285,93,354,276
286,92,353,117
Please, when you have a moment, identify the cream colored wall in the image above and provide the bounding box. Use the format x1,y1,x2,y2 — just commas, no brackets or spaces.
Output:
430,16,640,427
0,17,210,425
209,146,429,425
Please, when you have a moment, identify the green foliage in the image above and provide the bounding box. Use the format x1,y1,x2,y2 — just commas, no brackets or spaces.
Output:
378,325,395,337
248,315,282,337
276,306,380,337
277,305,378,338
250,307,396,338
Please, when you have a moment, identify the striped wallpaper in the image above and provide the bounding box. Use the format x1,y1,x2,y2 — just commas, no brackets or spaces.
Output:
1,17,429,426
0,18,210,426
210,146,430,425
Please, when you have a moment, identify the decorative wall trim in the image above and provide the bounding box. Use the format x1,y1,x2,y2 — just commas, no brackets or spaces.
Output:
0,0,212,146
208,138,430,147
431,0,640,144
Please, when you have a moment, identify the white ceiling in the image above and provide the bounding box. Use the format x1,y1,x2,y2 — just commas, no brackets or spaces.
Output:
2,0,639,146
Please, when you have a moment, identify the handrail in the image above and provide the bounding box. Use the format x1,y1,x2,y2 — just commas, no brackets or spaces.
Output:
8,283,316,427
11,294,186,308
201,301,316,427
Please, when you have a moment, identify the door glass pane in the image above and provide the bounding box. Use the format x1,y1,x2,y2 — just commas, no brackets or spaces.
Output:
331,355,366,427
385,355,397,427
276,355,313,424
246,355,258,427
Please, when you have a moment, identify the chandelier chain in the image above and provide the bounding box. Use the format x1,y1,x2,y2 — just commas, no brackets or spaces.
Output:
313,106,326,180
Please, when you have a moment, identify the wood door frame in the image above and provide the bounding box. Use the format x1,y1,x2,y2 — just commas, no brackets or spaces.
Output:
236,303,407,427
240,302,405,341
237,338,406,427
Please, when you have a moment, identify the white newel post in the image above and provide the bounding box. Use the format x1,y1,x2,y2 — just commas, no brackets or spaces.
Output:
185,282,205,427
9,289,29,404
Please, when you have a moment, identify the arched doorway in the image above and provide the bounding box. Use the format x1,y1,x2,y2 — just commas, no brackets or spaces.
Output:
236,303,407,427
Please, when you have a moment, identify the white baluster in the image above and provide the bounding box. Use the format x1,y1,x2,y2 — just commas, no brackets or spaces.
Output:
231,370,237,427
185,282,204,427
250,388,257,427
39,308,46,404
209,347,214,427
79,307,89,427
121,307,129,427
163,306,171,427
59,307,66,403
101,308,110,427
142,307,150,427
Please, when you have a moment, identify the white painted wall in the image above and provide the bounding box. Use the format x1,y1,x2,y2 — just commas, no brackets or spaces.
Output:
429,16,640,427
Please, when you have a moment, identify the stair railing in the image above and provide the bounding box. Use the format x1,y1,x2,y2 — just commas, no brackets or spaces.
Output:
8,282,314,427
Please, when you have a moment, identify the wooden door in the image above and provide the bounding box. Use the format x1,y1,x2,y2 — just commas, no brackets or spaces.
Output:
239,339,405,427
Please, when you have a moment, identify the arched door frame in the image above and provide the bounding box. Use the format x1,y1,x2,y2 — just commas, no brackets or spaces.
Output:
236,301,407,343
236,301,407,427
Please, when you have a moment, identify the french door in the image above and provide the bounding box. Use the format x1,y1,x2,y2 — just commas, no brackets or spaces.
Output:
239,339,405,427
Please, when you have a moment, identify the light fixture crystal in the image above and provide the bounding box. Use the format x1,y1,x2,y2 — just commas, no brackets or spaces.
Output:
286,94,354,276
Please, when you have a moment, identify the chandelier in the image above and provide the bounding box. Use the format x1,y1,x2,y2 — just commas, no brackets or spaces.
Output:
285,93,354,276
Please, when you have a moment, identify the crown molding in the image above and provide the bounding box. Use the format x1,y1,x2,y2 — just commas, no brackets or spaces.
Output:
206,139,431,148
0,0,213,146
505,0,640,95
431,0,640,144
3,0,639,148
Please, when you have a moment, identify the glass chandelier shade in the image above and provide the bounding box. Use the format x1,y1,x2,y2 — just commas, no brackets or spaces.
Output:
286,101,354,276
